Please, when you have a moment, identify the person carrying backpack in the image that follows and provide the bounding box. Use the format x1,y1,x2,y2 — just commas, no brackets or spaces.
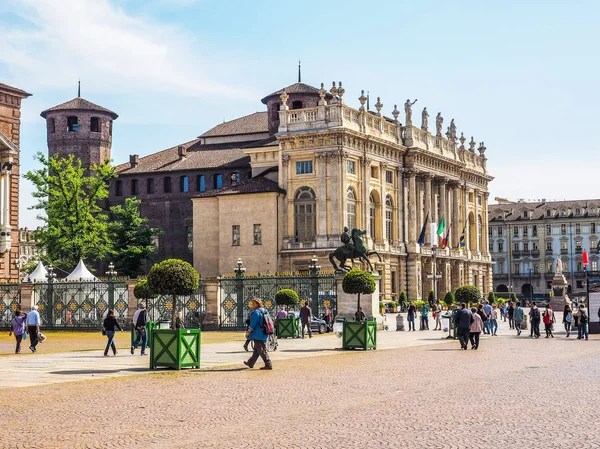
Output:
529,302,541,339
130,303,149,355
543,305,554,338
577,304,589,341
243,298,272,370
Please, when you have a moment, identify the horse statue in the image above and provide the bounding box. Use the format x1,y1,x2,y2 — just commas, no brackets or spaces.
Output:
329,227,382,272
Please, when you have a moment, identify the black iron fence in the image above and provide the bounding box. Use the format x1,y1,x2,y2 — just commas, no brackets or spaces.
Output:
141,288,206,329
219,273,337,330
0,283,22,328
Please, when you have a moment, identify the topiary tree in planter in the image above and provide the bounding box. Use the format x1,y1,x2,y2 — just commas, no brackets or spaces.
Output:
455,285,482,306
275,289,300,310
134,279,158,310
487,291,496,303
342,269,376,313
509,292,518,302
399,291,408,308
147,259,200,329
443,291,455,308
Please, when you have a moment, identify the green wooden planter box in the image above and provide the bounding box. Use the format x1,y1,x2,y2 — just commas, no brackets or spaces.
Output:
342,321,377,350
150,329,201,370
130,321,156,348
277,317,300,338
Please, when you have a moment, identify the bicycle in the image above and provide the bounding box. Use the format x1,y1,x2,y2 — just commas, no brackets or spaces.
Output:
250,334,278,352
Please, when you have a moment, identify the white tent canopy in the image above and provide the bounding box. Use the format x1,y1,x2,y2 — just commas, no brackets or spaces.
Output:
24,261,47,283
66,259,97,281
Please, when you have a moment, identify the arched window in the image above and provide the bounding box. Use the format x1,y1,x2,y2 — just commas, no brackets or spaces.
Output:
575,208,580,216
294,187,316,242
385,195,394,241
347,188,357,230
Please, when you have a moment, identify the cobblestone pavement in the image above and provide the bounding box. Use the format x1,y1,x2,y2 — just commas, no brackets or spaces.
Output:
1,332,599,449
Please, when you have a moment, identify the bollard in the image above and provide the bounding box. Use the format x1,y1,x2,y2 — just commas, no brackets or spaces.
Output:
396,314,405,331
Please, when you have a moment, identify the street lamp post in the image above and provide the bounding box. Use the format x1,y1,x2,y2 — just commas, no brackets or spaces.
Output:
427,245,442,304
106,262,117,310
234,258,246,329
309,255,321,313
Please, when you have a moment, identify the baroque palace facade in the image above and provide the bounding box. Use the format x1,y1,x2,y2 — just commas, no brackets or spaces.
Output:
193,80,494,301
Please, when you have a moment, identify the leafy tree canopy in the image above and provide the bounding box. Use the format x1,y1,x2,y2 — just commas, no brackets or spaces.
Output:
147,259,199,297
443,291,455,306
133,279,157,300
455,285,482,305
274,289,300,307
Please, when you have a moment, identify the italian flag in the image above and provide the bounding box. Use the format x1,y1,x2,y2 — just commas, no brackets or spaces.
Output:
436,216,445,238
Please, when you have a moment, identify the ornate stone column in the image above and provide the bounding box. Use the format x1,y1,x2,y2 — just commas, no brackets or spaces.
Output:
361,156,372,238
423,173,433,246
316,152,328,239
438,177,448,236
380,163,388,243
406,169,417,244
450,181,461,250
463,183,470,252
396,167,404,248
281,154,290,243
331,151,344,236
473,188,480,253
482,191,490,256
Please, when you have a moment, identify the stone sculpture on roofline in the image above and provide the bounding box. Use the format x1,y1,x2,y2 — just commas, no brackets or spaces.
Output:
435,112,443,137
421,107,429,131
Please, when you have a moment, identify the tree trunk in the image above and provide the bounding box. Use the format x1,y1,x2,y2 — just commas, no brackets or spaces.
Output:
357,293,361,315
171,295,177,329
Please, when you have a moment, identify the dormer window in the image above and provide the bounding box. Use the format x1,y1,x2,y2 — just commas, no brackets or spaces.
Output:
575,208,581,216
291,100,303,110
546,209,551,217
67,116,78,132
90,117,100,132
523,211,529,218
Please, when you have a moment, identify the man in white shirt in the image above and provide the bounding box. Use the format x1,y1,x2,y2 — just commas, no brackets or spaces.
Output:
26,305,41,353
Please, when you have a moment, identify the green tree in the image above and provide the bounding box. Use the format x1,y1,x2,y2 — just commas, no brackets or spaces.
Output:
487,291,496,303
509,292,518,302
455,285,482,306
443,291,455,307
24,153,116,270
399,291,408,305
428,290,436,304
274,289,300,309
109,198,162,278
133,279,158,310
342,269,376,314
147,259,199,328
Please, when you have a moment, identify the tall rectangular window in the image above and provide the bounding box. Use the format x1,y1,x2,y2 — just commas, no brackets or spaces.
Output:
347,160,355,174
296,161,313,174
385,170,393,184
575,223,581,234
561,224,567,235
115,180,122,197
391,271,397,294
198,175,205,192
164,177,172,193
523,226,528,236
592,223,597,234
513,242,519,251
488,227,493,236
232,225,240,246
90,117,100,132
147,178,155,194
489,242,494,252
546,241,552,250
513,263,520,275
546,225,552,235
592,260,598,271
498,226,503,237
187,226,193,252
523,242,529,252
513,227,519,237
67,116,78,132
214,174,223,189
131,179,138,195
532,225,538,237
498,242,504,252
253,224,262,245
180,176,189,193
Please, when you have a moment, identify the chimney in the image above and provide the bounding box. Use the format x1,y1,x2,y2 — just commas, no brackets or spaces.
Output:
130,154,139,168
178,145,187,159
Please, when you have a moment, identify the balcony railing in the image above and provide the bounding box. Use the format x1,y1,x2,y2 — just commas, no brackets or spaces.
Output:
591,248,599,254
560,249,568,255
512,250,522,258
575,248,582,254
546,249,553,255
531,250,540,258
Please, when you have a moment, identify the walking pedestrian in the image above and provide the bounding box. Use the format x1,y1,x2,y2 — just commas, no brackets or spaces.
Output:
476,304,488,334
26,305,41,353
563,301,573,337
490,304,499,336
433,302,443,330
577,304,589,340
243,298,272,370
469,307,483,350
482,300,492,334
300,301,313,339
529,302,541,338
130,303,149,355
323,307,332,328
420,302,430,330
407,301,416,331
8,309,27,354
102,309,122,356
454,303,472,350
543,306,554,338
502,303,508,322
513,301,524,336
276,307,288,320
507,301,515,329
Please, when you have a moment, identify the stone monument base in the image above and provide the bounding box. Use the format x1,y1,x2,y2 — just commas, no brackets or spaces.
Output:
335,272,381,324
550,272,569,311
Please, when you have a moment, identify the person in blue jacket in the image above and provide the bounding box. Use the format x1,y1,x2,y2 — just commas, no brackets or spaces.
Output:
243,298,272,370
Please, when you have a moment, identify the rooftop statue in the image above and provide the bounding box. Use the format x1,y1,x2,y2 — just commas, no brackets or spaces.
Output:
421,107,429,131
404,99,417,124
436,112,443,137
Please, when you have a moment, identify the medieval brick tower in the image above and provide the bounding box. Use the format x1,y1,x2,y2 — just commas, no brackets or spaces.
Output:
40,87,118,168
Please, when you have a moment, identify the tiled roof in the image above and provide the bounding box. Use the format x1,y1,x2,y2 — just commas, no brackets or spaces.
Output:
199,112,268,137
116,140,251,174
40,97,118,119
193,176,285,198
261,82,320,103
0,83,32,97
489,199,600,221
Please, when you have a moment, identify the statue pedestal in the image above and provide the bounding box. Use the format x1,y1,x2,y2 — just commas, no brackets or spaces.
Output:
550,272,568,310
335,272,381,322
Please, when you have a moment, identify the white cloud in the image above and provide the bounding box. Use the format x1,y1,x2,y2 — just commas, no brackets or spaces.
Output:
0,0,256,100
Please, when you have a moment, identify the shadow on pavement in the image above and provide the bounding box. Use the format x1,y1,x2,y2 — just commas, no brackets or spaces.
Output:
279,349,335,353
202,367,247,373
49,367,148,375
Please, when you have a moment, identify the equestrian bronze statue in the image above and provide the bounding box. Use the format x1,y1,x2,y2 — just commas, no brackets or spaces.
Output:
329,227,382,272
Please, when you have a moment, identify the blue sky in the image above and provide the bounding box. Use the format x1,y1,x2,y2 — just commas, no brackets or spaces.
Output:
0,0,598,227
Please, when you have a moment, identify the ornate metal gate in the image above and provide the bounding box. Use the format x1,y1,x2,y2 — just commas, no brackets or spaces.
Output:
0,283,21,328
144,287,206,329
219,273,337,330
33,280,129,329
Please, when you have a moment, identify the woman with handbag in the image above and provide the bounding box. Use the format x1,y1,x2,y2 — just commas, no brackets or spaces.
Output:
102,309,122,356
563,301,573,337
8,309,27,354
